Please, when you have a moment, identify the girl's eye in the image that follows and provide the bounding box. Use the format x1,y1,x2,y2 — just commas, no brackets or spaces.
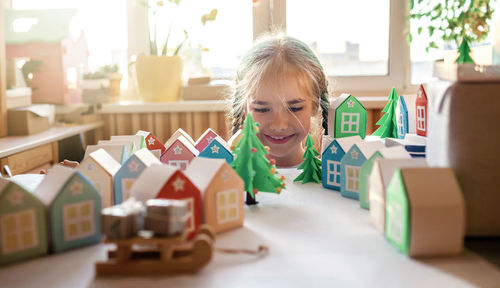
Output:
289,107,303,112
253,108,270,113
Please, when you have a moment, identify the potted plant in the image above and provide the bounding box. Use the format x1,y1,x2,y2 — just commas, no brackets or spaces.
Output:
135,0,217,102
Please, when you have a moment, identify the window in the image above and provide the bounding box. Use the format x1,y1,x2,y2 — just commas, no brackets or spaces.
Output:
345,165,360,193
121,178,136,201
63,200,94,241
1,209,38,254
216,189,239,224
182,198,195,235
387,201,404,245
398,114,405,135
168,160,189,170
326,160,341,186
417,106,425,131
340,113,360,134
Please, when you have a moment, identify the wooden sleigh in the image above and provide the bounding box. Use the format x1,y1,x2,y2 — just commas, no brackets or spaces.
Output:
95,225,215,276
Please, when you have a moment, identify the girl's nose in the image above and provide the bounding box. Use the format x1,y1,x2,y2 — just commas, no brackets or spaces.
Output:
269,109,288,131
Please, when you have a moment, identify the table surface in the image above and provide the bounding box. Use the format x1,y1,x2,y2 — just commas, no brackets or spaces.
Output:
1,168,499,288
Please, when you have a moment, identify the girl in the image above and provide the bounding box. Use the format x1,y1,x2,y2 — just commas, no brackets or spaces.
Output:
230,34,330,168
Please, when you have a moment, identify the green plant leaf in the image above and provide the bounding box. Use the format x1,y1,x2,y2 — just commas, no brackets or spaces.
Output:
418,27,423,34
201,9,218,25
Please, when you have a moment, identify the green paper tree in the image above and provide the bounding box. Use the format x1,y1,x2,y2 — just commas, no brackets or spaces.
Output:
231,114,285,205
294,134,321,184
456,38,475,64
372,88,398,138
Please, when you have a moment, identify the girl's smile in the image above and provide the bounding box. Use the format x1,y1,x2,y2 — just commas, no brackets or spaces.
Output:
264,133,296,144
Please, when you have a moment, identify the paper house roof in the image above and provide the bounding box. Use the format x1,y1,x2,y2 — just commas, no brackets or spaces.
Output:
136,130,165,151
84,144,128,164
8,174,46,192
228,129,242,150
164,128,195,148
132,148,162,167
164,135,200,156
33,165,77,206
321,135,362,156
195,128,219,152
184,157,227,192
131,164,177,203
386,134,426,147
355,141,386,159
87,149,121,177
111,135,145,152
98,140,135,155
377,146,412,159
199,136,233,162
374,158,427,190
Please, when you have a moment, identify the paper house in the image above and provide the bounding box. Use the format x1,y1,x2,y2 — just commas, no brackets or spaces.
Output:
131,164,202,240
161,135,199,170
340,141,385,199
111,135,146,153
77,149,121,208
185,158,244,234
198,136,234,164
228,129,242,151
136,130,165,159
385,134,426,158
195,128,218,153
369,158,427,234
84,144,129,164
98,140,135,156
359,146,411,210
328,94,367,139
385,168,465,257
321,135,362,191
164,128,196,149
0,176,47,265
396,95,409,139
415,85,428,137
113,149,161,205
33,165,101,253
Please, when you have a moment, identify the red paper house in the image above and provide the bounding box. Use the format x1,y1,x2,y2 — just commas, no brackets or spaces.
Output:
136,130,165,159
195,128,218,153
161,135,199,170
415,85,428,137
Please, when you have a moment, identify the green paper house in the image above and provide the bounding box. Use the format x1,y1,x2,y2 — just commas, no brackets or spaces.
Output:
385,167,465,257
328,94,367,139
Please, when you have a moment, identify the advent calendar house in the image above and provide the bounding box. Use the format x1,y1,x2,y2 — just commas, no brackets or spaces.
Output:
228,129,242,151
136,130,165,158
111,135,146,153
84,144,129,164
415,85,428,137
164,128,196,149
327,94,367,139
396,95,409,139
321,135,362,191
198,135,234,164
161,135,199,170
195,128,218,153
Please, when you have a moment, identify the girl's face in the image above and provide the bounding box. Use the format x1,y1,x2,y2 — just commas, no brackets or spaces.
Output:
248,76,314,167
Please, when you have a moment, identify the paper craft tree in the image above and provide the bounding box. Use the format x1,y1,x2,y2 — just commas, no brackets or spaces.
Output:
294,134,321,184
372,88,398,138
231,114,285,205
456,38,474,64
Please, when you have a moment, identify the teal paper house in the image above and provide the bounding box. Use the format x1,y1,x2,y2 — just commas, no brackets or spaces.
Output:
113,148,161,204
321,135,362,191
0,176,47,265
199,136,234,164
328,94,367,139
396,95,409,139
34,165,102,253
385,167,465,257
340,141,385,200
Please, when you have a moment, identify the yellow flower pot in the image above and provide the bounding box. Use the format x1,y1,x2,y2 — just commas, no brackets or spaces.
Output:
135,55,183,102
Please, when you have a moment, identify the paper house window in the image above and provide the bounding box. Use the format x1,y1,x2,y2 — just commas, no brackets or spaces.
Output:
340,113,360,134
345,165,360,193
417,106,426,131
121,178,135,201
1,209,38,254
183,198,195,235
387,200,404,245
216,189,239,224
327,160,341,186
398,114,405,136
168,160,189,170
63,200,94,241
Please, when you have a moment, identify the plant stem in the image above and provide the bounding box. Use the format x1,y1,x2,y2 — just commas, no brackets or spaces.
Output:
162,19,174,56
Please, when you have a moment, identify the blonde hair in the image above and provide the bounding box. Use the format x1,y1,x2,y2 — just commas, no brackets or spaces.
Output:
229,34,329,140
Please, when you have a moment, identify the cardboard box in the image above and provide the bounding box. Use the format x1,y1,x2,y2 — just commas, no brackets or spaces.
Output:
8,104,53,135
55,103,99,124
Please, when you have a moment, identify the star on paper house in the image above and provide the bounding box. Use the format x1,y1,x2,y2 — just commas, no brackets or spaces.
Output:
415,85,428,137
77,149,121,208
131,164,202,240
385,133,427,158
340,141,385,200
396,95,409,139
161,135,199,170
359,146,411,210
136,130,165,159
84,144,129,164
0,176,47,265
198,135,234,164
321,135,362,191
228,129,243,151
185,158,244,234
113,148,161,204
328,93,367,139
369,158,427,234
33,165,101,253
385,167,464,257
195,128,219,153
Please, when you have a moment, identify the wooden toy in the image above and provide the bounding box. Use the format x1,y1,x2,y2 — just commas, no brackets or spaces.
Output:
359,146,411,210
369,158,427,234
185,158,245,234
198,135,234,164
385,168,465,257
0,175,47,265
77,149,121,208
113,148,161,204
228,129,242,151
328,94,367,139
164,128,196,149
372,88,399,138
161,135,199,170
111,135,146,153
84,144,129,164
136,130,166,158
340,141,385,200
294,134,321,184
415,85,428,137
34,165,101,252
145,199,187,236
396,95,409,139
95,225,214,276
385,134,426,158
321,135,362,191
195,128,218,153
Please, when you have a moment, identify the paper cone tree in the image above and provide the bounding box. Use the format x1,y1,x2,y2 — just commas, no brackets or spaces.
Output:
372,88,399,138
456,38,474,64
294,134,321,184
231,114,285,205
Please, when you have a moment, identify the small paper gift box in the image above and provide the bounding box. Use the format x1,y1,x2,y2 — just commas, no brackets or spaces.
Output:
101,200,145,239
144,199,187,237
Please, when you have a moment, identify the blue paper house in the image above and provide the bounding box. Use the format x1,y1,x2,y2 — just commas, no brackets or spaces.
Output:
34,165,101,253
396,95,409,139
198,136,234,164
340,141,385,200
113,148,162,204
327,94,367,139
321,135,362,191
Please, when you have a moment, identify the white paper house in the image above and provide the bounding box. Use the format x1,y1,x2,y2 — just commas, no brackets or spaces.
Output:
164,128,196,149
130,164,177,204
84,144,129,164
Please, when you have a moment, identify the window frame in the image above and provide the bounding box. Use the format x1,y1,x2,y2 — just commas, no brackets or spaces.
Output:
326,160,341,186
